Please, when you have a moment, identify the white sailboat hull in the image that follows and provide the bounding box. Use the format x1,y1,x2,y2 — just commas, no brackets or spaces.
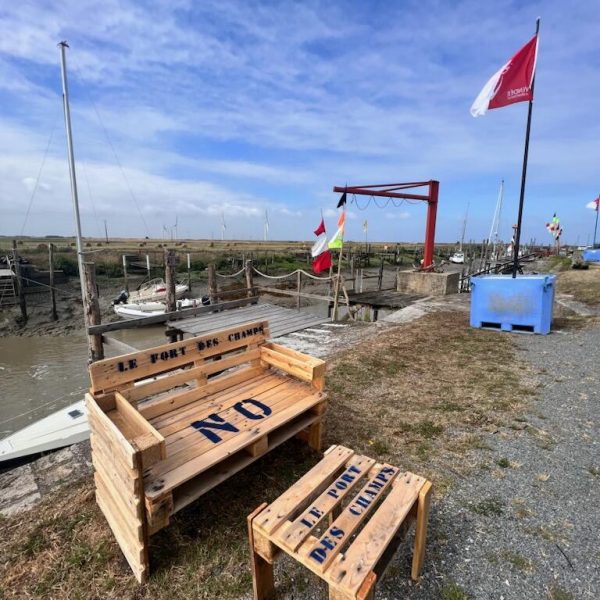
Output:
0,399,89,462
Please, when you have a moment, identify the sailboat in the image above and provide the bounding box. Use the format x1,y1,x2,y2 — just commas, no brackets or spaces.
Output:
450,203,469,264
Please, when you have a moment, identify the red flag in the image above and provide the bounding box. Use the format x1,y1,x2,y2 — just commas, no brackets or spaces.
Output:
471,34,538,117
586,198,600,211
312,250,332,274
314,218,326,236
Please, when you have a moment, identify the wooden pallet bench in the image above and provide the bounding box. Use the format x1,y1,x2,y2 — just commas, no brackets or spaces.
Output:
248,445,432,599
86,319,327,583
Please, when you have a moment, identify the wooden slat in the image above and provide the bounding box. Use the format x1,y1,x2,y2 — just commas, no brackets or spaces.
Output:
145,392,328,500
138,365,266,421
275,454,376,552
326,473,425,595
254,445,354,535
86,393,137,469
300,464,401,573
148,384,318,478
260,347,316,384
89,320,270,393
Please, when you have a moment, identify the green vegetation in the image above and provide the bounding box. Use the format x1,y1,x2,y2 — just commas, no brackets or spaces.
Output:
470,497,504,517
441,581,470,600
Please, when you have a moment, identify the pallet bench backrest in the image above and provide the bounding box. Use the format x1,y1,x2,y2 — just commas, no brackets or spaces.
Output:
89,319,270,397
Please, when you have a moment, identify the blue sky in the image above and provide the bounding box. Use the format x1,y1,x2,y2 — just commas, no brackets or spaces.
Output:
0,0,598,244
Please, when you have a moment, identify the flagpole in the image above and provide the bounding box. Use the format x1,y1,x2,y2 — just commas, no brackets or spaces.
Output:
512,17,540,277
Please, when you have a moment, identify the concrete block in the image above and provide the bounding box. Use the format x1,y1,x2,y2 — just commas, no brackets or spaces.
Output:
396,270,459,296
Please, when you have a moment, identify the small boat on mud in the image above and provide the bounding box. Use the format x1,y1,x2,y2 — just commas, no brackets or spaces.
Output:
124,278,188,303
113,296,210,320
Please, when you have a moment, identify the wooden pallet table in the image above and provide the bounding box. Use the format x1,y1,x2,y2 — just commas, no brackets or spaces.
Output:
248,445,432,599
86,319,327,583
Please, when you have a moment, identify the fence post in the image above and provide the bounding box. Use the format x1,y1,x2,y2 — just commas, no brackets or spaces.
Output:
83,261,104,362
187,253,192,293
350,255,355,291
165,249,177,313
49,243,57,320
122,255,129,292
296,270,301,310
378,257,384,290
208,263,218,305
245,259,254,298
12,240,27,322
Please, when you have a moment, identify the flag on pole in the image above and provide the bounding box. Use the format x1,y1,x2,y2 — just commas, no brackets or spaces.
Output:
336,192,347,208
586,198,600,211
328,210,346,250
311,218,332,273
471,34,539,117
546,213,562,239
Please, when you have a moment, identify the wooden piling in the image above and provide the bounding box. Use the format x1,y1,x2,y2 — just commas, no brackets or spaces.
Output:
122,255,129,292
164,249,177,313
377,257,384,290
83,262,104,362
187,253,192,293
207,263,218,305
49,243,57,321
245,260,254,298
12,240,27,322
296,270,301,310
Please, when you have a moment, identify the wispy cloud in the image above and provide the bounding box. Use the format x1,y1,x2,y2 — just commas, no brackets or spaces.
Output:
0,0,598,242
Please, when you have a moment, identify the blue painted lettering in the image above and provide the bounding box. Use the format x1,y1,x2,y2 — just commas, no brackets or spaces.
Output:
191,414,239,443
233,399,272,420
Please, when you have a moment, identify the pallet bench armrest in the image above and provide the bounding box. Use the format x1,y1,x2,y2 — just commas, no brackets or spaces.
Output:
260,342,326,390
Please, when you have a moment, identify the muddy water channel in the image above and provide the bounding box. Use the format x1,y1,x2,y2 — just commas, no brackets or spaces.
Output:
0,327,166,439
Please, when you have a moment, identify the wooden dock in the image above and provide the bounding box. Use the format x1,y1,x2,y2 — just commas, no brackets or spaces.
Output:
168,303,329,339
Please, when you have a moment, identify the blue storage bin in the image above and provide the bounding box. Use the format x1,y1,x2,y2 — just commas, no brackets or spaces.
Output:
470,274,556,335
582,248,600,262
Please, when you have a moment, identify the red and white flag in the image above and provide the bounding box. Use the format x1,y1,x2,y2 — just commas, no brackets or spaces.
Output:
586,197,600,211
311,218,332,274
471,34,539,117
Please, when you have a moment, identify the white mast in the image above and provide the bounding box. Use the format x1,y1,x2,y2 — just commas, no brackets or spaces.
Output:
221,212,226,241
488,179,504,259
264,209,269,242
459,202,469,251
58,41,86,309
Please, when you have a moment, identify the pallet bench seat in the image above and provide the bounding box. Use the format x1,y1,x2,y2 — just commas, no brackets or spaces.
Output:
86,319,327,583
248,445,432,599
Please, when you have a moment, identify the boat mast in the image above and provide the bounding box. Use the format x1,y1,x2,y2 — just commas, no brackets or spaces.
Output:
459,202,469,252
58,41,86,308
488,179,504,260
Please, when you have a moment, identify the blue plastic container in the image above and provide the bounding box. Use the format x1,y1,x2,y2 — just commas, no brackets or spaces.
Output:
582,248,600,262
470,274,556,335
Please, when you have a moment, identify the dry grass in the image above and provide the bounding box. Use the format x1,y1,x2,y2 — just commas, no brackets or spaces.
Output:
0,311,534,598
556,270,600,307
325,311,535,481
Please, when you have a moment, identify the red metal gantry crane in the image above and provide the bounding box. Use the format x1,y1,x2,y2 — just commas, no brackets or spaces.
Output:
333,180,440,270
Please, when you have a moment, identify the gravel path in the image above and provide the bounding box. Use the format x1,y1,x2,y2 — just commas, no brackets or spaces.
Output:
373,323,600,600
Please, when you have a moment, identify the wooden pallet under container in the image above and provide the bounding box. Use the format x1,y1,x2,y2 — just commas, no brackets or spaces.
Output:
86,319,327,583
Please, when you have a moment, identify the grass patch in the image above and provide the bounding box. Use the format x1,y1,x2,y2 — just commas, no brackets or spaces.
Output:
548,584,573,600
497,457,511,468
589,467,600,477
501,550,534,573
470,497,504,517
441,580,470,600
556,270,600,306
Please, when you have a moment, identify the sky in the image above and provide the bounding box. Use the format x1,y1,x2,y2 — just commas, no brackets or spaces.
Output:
0,0,598,245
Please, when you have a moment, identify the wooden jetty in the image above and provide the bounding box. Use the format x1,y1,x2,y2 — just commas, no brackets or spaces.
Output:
168,303,329,340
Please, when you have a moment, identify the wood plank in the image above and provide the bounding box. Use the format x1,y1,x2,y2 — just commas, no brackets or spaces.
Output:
149,384,317,476
145,392,327,500
139,365,265,420
301,464,401,573
275,454,376,552
260,347,317,384
86,393,137,469
253,445,354,535
326,472,425,595
171,412,320,514
89,320,270,393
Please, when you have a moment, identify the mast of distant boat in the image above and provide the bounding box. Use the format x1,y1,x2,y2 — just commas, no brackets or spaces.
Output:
459,202,469,252
487,179,504,261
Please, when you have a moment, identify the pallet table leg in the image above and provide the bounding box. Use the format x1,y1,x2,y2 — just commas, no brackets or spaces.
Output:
248,503,275,600
411,481,432,581
307,419,323,451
